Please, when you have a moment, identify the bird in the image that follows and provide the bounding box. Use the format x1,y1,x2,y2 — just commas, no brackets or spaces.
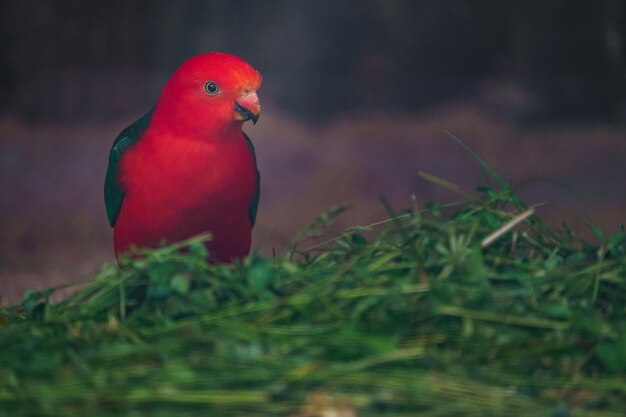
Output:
104,52,262,263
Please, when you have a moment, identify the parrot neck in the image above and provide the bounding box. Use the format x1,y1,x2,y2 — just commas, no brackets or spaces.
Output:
149,104,244,142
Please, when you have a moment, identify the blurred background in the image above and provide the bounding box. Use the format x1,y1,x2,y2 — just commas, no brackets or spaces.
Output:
2,0,626,301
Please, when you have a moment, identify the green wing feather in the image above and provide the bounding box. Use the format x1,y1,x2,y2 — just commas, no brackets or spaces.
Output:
244,132,261,228
104,110,153,227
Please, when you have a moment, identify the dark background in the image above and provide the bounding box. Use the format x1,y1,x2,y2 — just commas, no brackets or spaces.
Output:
3,0,626,121
2,0,626,301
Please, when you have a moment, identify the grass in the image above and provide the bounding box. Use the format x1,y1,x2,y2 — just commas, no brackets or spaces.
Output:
1,148,625,416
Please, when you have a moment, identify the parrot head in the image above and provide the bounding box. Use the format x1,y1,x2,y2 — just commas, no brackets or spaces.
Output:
152,52,262,138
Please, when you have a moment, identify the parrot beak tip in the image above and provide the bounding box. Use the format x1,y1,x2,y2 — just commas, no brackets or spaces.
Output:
235,102,260,125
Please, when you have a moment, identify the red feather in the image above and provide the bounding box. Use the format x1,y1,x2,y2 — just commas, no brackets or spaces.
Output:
112,53,262,262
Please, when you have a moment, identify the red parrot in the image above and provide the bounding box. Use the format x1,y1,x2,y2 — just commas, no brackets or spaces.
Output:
104,52,262,262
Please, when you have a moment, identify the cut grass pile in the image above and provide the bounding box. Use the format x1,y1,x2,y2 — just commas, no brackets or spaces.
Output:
1,159,625,416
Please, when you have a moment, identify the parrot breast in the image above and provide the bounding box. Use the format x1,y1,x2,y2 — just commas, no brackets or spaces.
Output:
113,129,257,262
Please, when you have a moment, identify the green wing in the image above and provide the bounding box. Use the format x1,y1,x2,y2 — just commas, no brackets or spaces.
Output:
104,110,153,227
244,132,261,228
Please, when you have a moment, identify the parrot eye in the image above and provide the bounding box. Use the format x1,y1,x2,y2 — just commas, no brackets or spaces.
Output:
204,81,219,95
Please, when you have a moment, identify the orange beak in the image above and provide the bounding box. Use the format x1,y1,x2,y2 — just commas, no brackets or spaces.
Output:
234,91,260,124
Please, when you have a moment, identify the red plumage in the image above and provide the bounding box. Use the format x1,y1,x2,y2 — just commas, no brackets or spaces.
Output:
109,53,262,262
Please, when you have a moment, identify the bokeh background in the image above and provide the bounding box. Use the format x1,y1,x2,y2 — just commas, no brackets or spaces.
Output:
2,0,626,301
